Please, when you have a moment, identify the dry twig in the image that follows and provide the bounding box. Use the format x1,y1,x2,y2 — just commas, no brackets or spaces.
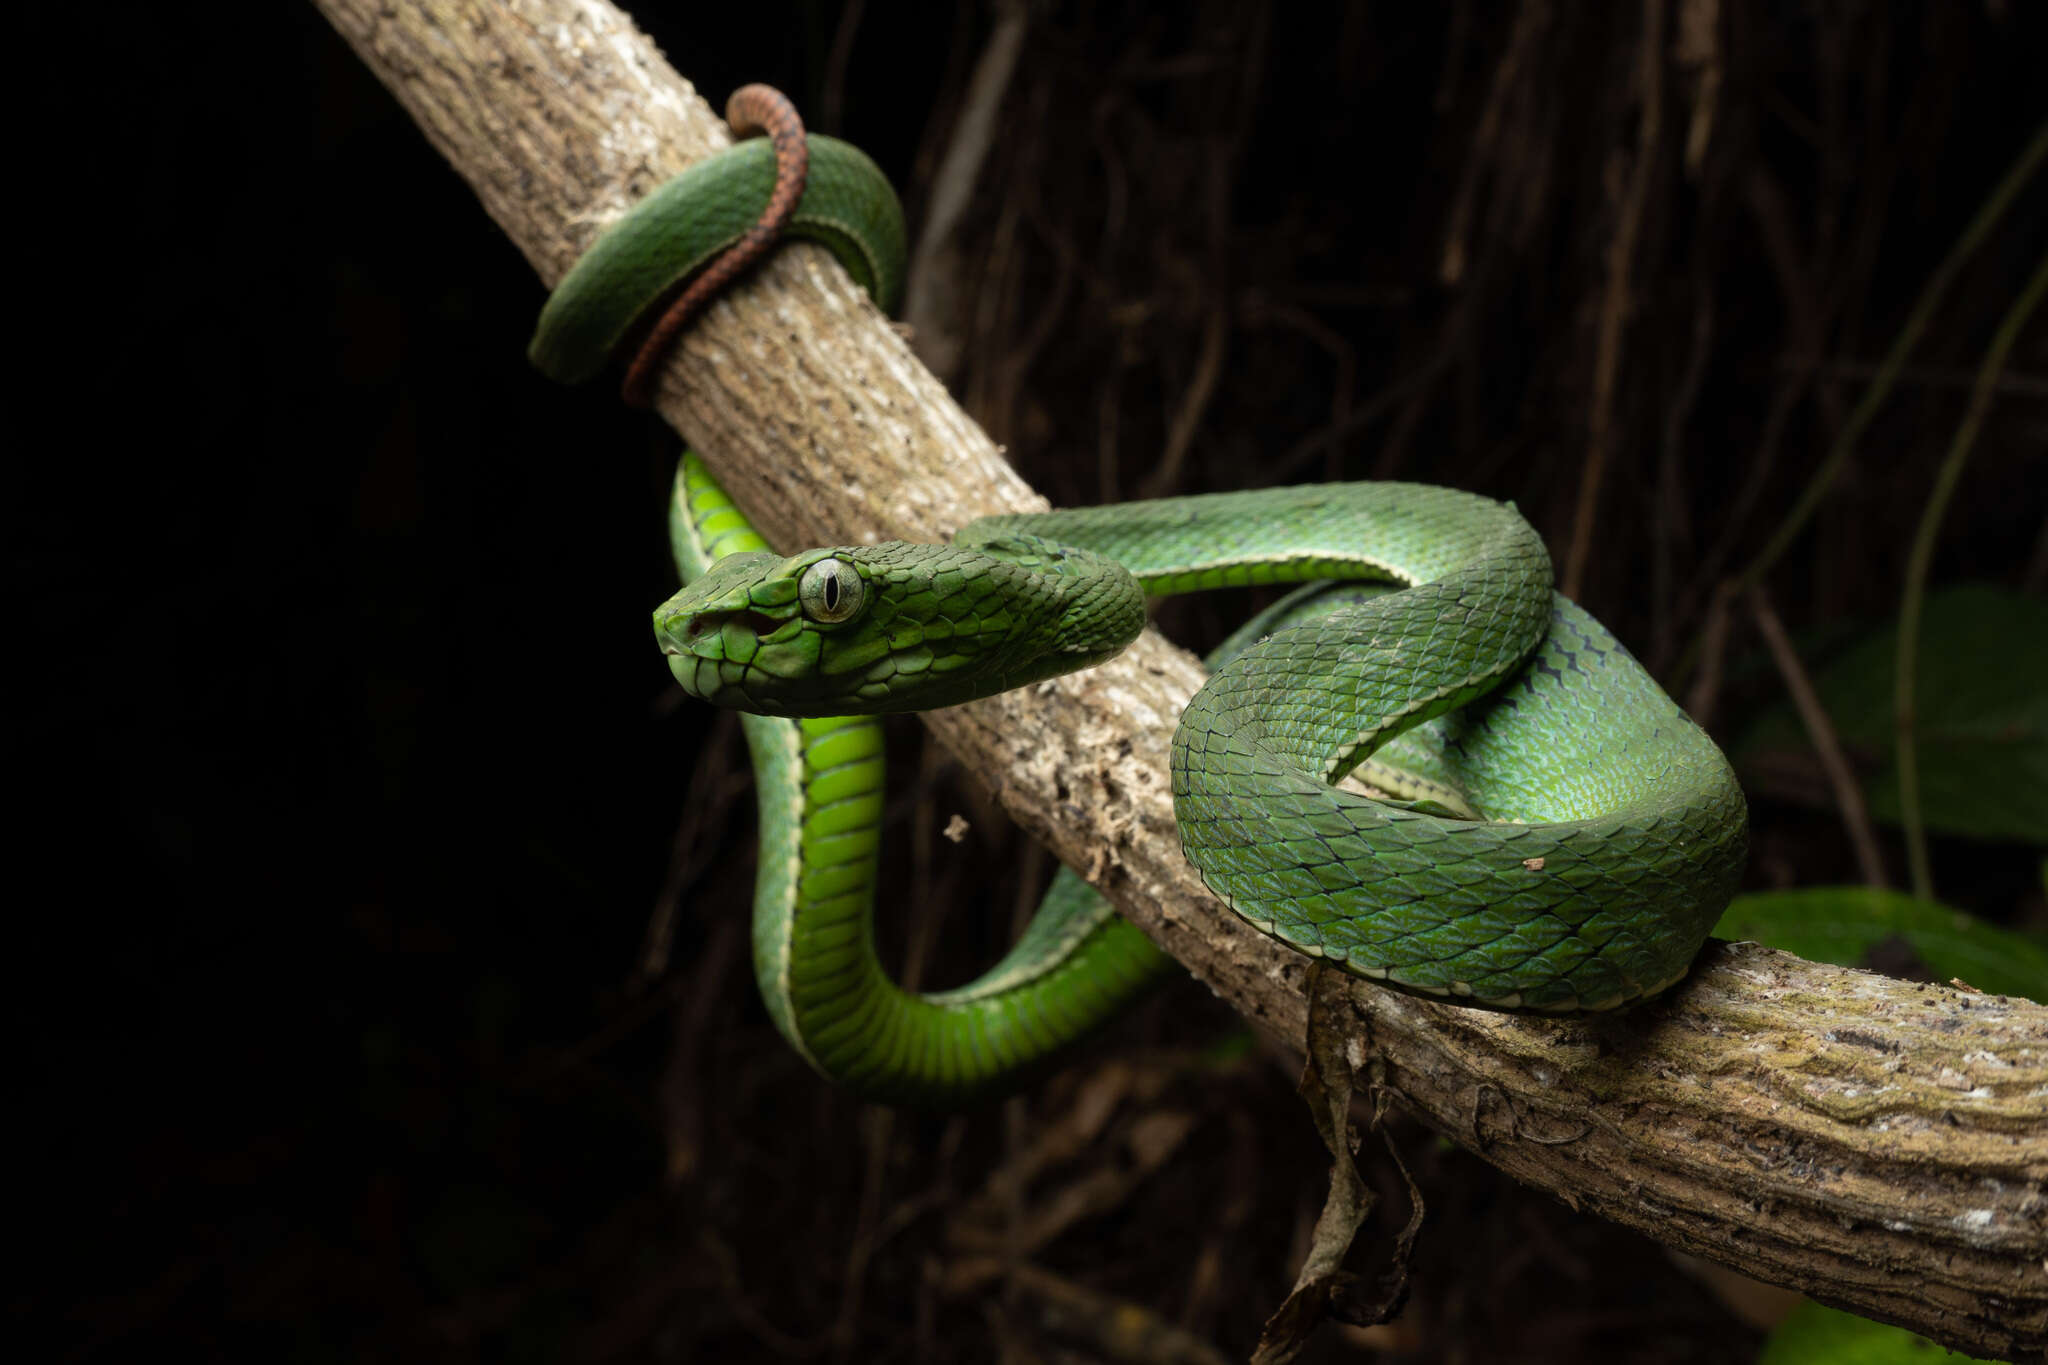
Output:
1745,586,1887,888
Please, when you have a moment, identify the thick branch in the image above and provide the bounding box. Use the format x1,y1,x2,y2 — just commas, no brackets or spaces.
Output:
315,2,2047,1355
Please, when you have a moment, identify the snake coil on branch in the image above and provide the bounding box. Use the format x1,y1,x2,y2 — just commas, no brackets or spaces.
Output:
532,86,1748,1106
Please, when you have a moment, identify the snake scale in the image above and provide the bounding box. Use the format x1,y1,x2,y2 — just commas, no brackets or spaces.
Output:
532,87,1749,1105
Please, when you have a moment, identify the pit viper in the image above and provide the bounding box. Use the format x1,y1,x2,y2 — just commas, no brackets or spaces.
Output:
532,87,1749,1106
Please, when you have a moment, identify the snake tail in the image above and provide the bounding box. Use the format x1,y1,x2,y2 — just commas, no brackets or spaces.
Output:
528,127,904,389
620,86,810,407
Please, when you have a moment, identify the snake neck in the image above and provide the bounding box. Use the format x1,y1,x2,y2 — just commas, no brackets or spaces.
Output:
955,533,1148,682
967,483,1556,782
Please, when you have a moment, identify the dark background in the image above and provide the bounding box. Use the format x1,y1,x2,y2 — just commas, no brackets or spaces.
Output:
20,2,2044,1360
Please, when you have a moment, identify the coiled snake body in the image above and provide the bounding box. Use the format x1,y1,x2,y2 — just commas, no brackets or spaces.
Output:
535,89,1748,1105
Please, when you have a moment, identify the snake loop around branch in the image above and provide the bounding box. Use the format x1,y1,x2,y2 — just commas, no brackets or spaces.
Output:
531,86,1748,1105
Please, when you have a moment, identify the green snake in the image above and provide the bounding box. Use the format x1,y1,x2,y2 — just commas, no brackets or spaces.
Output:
533,89,1750,1105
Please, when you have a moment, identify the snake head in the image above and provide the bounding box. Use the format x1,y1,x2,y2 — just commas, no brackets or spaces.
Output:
654,539,1144,716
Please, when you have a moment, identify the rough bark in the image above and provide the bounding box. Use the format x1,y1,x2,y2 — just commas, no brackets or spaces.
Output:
313,1,2048,1355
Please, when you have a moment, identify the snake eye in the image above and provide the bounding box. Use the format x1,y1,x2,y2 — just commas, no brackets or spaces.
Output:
797,558,865,624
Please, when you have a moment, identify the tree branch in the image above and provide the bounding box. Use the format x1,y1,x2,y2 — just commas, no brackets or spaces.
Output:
313,2,2047,1355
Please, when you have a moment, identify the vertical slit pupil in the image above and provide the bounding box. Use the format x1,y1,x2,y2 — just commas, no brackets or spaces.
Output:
823,575,840,611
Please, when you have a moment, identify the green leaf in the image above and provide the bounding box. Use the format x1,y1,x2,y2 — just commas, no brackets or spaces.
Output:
1757,1300,1992,1364
1734,584,2048,844
1713,886,2048,1003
